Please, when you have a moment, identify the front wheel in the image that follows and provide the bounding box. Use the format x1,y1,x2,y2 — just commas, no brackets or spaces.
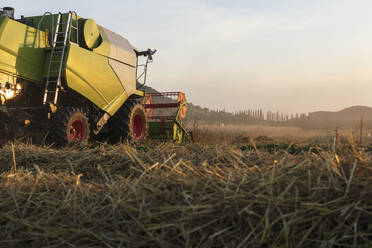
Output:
108,101,148,143
48,107,90,146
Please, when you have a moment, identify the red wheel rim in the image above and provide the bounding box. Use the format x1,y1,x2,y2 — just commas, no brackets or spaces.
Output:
133,114,144,139
69,119,85,141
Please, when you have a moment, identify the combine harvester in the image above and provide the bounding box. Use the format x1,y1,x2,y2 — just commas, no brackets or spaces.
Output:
0,7,190,145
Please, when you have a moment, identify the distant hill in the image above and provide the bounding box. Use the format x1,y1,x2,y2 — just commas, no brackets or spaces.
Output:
303,105,372,129
308,106,372,121
137,84,159,93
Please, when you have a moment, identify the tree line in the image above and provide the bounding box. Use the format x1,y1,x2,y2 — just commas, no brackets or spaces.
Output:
185,104,308,125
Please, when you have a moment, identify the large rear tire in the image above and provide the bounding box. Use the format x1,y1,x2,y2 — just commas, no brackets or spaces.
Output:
108,101,148,143
48,107,90,146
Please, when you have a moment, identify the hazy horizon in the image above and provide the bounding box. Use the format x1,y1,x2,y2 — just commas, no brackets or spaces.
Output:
5,0,372,114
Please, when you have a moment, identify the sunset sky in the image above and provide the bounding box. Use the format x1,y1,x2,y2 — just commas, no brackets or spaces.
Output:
6,0,372,114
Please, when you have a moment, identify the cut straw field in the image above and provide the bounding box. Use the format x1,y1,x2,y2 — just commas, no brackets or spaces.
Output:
1,130,372,247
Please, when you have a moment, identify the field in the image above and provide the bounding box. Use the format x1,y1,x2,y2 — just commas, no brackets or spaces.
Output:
1,125,372,247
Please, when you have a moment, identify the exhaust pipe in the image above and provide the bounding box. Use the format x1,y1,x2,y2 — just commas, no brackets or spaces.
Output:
3,7,14,19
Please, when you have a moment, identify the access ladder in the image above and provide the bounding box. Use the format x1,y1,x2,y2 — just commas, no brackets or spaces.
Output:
43,11,78,105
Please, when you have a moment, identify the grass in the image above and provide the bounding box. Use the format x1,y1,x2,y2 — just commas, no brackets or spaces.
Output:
1,128,372,247
190,123,372,144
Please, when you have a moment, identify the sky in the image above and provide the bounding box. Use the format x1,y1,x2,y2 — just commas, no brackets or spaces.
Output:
4,0,372,114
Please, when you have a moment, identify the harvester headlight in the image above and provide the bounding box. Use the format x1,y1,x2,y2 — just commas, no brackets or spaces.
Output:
0,81,22,101
4,88,14,99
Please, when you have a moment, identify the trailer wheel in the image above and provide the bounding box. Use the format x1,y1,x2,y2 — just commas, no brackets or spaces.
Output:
108,101,148,143
48,107,90,146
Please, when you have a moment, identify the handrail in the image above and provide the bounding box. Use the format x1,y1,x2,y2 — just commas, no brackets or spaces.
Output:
70,11,79,45
36,11,79,46
37,12,54,46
